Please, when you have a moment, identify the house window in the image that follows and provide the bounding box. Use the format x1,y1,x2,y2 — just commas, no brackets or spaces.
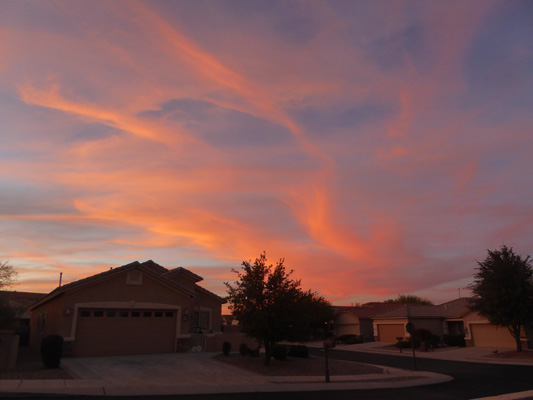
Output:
81,311,91,317
94,311,104,317
143,311,152,317
194,311,210,331
107,311,116,317
165,311,174,318
119,311,129,317
154,311,163,318
132,311,141,317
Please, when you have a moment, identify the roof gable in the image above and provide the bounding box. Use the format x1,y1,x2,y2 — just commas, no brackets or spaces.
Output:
30,260,225,310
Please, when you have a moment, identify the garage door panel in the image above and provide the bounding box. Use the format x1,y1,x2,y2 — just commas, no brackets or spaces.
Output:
471,324,515,348
74,309,177,357
378,324,405,343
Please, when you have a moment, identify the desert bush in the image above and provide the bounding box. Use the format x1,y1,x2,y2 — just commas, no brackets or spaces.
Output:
239,343,250,356
271,344,288,361
288,344,309,358
222,341,231,356
344,335,363,344
40,334,63,368
443,334,466,347
336,334,359,343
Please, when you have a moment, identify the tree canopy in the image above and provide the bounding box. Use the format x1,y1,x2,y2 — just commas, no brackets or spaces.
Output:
0,261,17,290
225,252,333,365
468,245,533,352
0,261,19,328
385,294,433,306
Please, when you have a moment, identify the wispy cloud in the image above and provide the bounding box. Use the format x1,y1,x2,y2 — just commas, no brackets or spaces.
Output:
1,1,532,305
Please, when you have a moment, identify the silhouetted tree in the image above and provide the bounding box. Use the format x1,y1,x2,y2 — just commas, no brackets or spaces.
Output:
225,252,333,365
0,261,17,290
469,245,533,352
385,294,433,305
0,261,19,328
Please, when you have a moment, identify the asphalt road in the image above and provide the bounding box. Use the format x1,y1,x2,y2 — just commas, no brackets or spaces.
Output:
1,349,532,400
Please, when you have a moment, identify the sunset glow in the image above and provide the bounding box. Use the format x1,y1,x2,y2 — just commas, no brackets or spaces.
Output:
1,1,532,306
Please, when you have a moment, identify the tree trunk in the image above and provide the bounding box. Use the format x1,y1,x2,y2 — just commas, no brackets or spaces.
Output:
510,325,523,352
263,340,272,366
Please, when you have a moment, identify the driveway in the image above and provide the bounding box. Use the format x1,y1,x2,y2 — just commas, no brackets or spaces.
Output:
62,352,266,387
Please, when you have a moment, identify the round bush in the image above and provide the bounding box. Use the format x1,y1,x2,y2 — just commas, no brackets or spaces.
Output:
288,345,309,358
40,334,64,368
271,344,288,361
222,341,231,356
239,343,250,356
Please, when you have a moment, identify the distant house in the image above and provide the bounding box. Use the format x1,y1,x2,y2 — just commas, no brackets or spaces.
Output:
372,304,445,343
29,260,225,357
0,291,46,345
333,303,403,341
371,297,527,349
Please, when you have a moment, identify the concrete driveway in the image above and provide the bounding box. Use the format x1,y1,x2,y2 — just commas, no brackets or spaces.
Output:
62,352,266,387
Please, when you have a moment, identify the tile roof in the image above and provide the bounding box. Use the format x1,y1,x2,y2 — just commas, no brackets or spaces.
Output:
438,297,474,318
30,260,224,310
334,303,403,318
372,298,476,319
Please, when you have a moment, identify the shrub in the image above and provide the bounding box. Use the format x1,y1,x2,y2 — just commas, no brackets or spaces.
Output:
396,340,411,349
222,341,231,356
411,328,433,347
271,344,288,361
40,334,63,368
344,335,363,344
239,343,250,356
336,334,357,343
288,345,309,358
430,334,441,349
443,334,466,347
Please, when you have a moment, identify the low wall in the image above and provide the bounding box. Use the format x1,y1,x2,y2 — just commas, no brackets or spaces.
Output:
205,333,259,353
0,331,20,371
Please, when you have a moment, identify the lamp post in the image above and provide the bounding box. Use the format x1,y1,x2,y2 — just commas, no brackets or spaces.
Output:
323,339,333,383
406,322,417,371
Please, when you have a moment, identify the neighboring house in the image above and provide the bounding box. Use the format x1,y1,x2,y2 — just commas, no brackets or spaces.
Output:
371,297,528,349
333,303,402,341
0,291,46,346
372,304,445,343
29,260,225,357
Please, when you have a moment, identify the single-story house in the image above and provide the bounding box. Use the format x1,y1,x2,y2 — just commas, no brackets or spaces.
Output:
29,260,225,357
333,302,402,341
372,297,528,349
372,304,445,343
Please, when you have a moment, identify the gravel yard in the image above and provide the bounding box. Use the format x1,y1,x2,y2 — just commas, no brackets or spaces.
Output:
0,347,72,380
213,353,383,377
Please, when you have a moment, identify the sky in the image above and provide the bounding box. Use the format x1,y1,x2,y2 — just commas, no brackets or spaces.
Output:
1,0,532,307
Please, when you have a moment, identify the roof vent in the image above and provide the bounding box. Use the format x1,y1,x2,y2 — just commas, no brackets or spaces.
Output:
127,270,143,285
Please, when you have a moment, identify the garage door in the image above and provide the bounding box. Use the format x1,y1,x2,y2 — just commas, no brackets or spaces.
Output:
73,308,177,357
378,324,405,342
470,324,516,348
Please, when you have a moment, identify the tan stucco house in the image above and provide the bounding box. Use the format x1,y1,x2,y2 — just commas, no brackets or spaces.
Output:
29,260,225,357
371,298,528,349
333,303,402,341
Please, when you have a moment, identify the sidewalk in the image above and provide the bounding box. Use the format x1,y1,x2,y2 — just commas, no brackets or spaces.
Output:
311,341,533,366
0,351,452,396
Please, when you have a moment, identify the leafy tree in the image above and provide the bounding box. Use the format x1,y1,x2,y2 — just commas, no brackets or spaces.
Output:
385,294,433,306
225,252,333,365
0,261,19,328
469,245,533,352
0,261,18,290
